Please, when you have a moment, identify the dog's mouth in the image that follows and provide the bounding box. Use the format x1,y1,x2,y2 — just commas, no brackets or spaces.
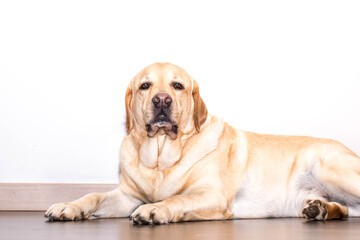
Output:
146,111,178,140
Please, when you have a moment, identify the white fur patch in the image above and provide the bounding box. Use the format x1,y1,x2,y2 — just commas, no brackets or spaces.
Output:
158,138,181,169
139,137,158,168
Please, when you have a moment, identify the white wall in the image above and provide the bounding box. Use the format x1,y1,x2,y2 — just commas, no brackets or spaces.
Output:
0,0,359,183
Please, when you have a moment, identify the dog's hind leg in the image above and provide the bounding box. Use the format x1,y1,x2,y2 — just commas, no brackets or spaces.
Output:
318,145,360,194
306,141,360,219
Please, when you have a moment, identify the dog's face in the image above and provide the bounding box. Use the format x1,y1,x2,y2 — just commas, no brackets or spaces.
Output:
125,63,207,139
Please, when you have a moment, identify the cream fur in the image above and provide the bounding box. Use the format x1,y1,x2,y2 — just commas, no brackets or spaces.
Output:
45,63,360,223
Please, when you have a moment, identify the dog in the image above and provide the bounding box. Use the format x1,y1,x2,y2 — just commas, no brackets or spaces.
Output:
45,62,360,224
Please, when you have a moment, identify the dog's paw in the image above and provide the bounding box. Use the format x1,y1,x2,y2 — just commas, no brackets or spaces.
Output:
130,204,171,225
44,202,86,221
301,199,328,221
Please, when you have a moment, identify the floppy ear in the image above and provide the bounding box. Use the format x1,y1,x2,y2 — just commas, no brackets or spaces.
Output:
125,87,133,133
192,80,208,132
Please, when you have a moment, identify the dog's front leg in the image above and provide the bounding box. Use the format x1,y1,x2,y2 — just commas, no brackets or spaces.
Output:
130,191,231,224
45,188,142,221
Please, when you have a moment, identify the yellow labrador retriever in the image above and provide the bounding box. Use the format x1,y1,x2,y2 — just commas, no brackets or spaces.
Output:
45,63,360,224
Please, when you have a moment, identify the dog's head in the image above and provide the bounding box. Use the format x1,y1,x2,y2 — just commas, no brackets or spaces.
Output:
125,63,207,139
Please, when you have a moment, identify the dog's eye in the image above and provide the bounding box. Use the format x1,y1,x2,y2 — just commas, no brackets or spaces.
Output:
139,83,151,90
173,82,184,90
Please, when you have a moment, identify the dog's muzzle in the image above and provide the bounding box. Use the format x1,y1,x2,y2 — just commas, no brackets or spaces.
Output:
146,92,178,140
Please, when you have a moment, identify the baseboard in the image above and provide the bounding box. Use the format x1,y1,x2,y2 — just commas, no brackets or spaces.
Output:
0,183,118,211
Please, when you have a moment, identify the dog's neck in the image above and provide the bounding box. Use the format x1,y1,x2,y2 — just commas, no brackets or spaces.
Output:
136,131,184,170
130,115,222,170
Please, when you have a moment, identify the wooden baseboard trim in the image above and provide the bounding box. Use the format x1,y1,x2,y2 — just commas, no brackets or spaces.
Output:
0,183,118,211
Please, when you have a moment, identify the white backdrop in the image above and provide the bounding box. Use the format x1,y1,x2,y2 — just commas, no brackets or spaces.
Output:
0,0,359,183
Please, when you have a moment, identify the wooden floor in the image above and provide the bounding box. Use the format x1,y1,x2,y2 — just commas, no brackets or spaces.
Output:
1,212,360,240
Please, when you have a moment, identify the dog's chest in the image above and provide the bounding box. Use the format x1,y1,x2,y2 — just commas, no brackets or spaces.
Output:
137,168,183,202
120,136,185,202
122,117,225,203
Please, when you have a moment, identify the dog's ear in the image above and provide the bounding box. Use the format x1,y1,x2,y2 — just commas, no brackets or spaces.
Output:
192,80,208,132
125,86,133,133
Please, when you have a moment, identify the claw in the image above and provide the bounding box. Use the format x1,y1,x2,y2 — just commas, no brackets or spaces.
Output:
139,215,150,225
59,213,72,221
47,213,54,222
80,210,85,220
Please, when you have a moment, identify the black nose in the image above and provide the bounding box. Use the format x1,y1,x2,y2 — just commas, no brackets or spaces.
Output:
152,93,172,108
